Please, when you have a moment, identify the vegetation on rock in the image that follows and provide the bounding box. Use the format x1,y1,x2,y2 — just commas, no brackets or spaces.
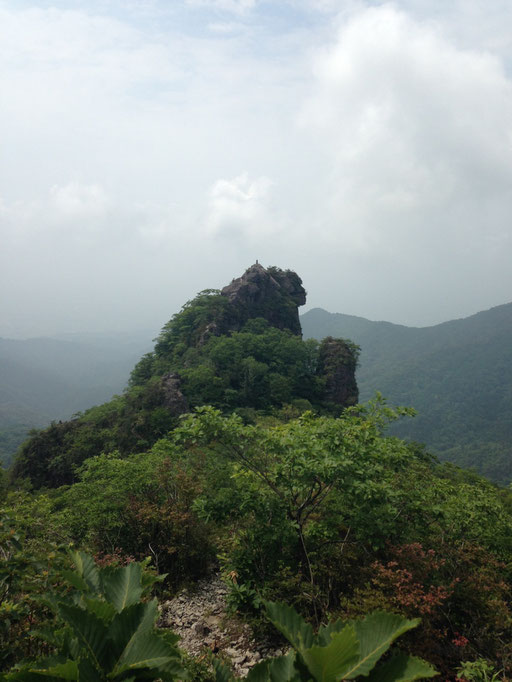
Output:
10,266,359,488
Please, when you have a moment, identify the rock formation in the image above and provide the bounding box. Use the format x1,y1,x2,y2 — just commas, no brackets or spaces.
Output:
220,263,306,336
317,337,359,408
159,574,287,677
12,264,360,488
161,373,189,415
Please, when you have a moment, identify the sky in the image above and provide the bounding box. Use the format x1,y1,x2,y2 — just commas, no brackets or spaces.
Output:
1,0,512,337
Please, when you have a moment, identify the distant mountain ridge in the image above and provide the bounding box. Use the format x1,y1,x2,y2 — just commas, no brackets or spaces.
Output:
301,302,512,484
0,332,155,466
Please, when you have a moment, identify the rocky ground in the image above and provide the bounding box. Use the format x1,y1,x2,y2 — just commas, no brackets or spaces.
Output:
158,574,286,678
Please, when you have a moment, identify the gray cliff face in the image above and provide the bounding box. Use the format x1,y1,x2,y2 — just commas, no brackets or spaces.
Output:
317,337,359,409
161,373,189,415
220,263,306,336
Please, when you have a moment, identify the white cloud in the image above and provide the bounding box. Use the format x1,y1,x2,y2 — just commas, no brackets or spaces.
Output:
205,173,277,241
1,1,512,334
50,183,110,222
186,0,257,15
299,5,512,260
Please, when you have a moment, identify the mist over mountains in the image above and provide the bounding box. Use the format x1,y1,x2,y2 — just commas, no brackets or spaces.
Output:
0,331,154,465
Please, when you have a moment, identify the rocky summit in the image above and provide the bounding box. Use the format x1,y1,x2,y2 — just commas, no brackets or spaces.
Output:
220,263,306,336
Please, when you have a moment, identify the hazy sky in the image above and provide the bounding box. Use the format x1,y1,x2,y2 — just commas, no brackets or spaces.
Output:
2,0,512,337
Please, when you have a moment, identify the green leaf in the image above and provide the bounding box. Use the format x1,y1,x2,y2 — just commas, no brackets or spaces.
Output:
366,653,437,682
82,599,116,623
61,572,90,594
112,632,180,678
2,671,55,682
29,661,78,681
212,659,235,682
267,652,301,682
345,612,421,679
100,564,143,613
264,601,314,653
71,553,100,594
244,661,271,682
302,625,359,682
107,601,159,666
57,603,108,672
76,659,102,682
316,619,346,647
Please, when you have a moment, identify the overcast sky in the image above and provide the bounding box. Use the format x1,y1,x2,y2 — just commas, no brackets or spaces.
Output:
2,0,512,337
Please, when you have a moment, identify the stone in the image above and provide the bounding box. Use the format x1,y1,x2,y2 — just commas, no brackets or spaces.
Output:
220,263,306,336
158,572,288,675
160,372,189,415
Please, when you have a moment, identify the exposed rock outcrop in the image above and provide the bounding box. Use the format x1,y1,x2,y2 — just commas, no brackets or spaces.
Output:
159,574,286,678
318,337,359,408
161,372,189,415
220,263,306,336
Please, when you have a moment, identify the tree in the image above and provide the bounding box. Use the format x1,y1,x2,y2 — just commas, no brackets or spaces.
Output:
173,398,416,589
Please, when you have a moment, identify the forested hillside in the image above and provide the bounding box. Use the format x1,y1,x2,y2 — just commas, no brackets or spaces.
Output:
301,304,512,484
3,265,512,679
9,265,359,488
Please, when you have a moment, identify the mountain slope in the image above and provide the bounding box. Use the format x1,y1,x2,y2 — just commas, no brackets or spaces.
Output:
10,265,359,488
301,303,512,484
0,333,154,465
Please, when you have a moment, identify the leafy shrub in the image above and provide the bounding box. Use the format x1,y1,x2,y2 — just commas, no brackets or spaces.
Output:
4,551,184,682
343,542,512,675
0,493,72,670
457,658,505,682
63,449,214,588
213,601,437,681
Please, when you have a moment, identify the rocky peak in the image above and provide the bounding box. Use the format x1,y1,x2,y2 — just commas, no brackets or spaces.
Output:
317,337,359,409
220,263,306,336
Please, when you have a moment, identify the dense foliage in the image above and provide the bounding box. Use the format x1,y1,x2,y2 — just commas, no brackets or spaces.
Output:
213,601,437,681
301,305,512,484
10,290,358,488
1,552,436,682
3,272,512,679
3,400,512,678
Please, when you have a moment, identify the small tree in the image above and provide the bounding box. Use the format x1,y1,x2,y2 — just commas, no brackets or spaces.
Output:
174,398,415,588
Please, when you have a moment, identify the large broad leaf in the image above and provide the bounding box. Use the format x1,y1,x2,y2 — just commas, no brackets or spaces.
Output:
71,553,100,594
344,612,420,679
57,603,108,672
302,626,359,682
244,661,271,682
26,661,78,681
76,658,103,682
3,671,67,682
60,571,90,595
267,652,301,682
107,601,159,667
212,660,235,682
264,602,314,653
366,653,437,682
111,632,180,678
82,599,117,624
316,620,347,647
100,564,143,613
